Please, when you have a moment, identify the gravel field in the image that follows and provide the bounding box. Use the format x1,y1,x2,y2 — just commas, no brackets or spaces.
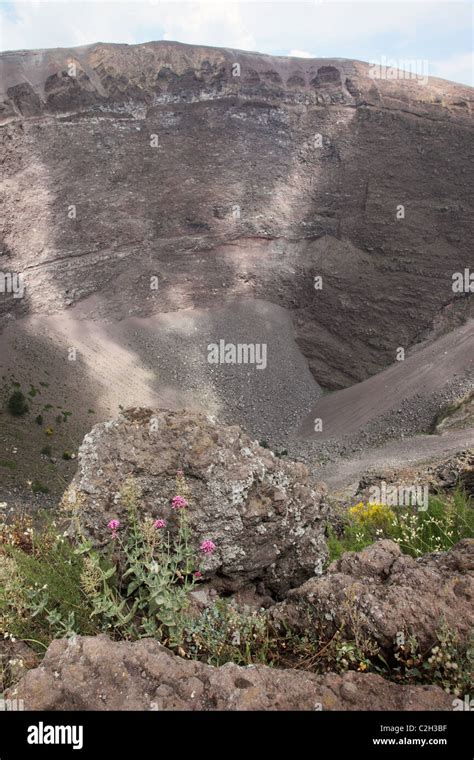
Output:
1,299,471,503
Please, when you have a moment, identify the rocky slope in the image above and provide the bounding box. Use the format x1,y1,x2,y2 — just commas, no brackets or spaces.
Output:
1,41,473,385
0,40,472,492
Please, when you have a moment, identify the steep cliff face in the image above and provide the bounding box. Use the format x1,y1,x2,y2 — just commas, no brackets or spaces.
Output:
0,42,473,496
1,41,473,389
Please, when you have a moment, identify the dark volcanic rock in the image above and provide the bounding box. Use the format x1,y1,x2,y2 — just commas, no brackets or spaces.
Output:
7,634,454,711
269,538,474,653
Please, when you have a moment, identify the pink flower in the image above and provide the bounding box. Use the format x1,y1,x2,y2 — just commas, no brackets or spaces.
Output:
108,519,120,532
154,519,166,529
200,540,216,555
194,571,202,579
172,495,188,510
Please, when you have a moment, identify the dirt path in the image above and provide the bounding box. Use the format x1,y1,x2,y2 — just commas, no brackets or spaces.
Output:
315,429,473,490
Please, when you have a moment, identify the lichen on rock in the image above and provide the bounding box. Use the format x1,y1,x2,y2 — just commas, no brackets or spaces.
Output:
65,407,329,597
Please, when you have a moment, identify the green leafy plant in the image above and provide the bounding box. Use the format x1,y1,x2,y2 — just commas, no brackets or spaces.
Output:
391,490,474,557
1,474,212,651
31,480,49,495
7,390,29,417
76,475,212,646
184,599,277,666
392,625,473,697
0,525,96,650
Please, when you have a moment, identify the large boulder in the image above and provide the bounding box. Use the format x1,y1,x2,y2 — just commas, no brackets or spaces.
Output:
7,635,453,711
269,539,474,653
63,408,328,597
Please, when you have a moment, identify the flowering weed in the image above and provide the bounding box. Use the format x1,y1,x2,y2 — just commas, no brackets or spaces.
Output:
328,488,473,561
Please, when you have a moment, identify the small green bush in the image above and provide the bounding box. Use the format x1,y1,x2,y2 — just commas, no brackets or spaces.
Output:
7,390,29,417
31,480,49,495
0,459,17,471
1,474,208,649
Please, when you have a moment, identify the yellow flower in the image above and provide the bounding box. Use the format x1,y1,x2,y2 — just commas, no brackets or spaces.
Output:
349,501,395,528
358,661,368,671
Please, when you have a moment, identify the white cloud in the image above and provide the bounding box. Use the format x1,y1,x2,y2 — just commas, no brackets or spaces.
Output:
288,50,316,59
431,52,473,87
0,1,143,50
160,2,255,51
